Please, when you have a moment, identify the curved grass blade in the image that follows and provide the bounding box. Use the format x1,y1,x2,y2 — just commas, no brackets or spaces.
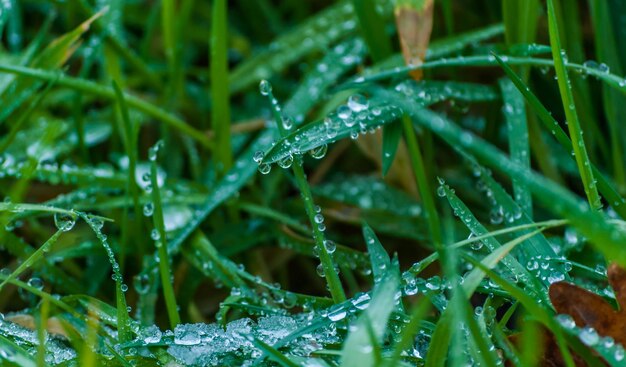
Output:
0,334,36,367
80,214,132,343
0,228,64,292
349,54,626,96
374,23,504,72
461,154,562,273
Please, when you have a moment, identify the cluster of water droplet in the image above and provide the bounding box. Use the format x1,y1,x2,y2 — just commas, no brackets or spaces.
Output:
245,0,377,83
556,314,625,362
0,153,121,186
401,272,448,297
0,314,76,364
255,79,404,173
524,255,572,284
158,314,340,366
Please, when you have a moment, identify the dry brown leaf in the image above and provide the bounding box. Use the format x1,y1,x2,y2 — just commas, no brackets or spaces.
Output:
394,0,434,81
550,264,626,347
532,263,626,366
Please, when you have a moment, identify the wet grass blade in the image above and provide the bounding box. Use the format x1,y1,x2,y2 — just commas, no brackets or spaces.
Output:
148,143,181,329
362,222,391,285
589,0,626,189
546,0,601,211
499,78,532,217
494,55,626,219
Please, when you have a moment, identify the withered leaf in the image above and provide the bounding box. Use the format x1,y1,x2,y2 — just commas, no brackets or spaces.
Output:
394,0,434,81
549,263,626,348
537,263,626,366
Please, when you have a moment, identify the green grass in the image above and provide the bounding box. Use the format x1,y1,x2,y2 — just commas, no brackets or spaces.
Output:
2,1,626,366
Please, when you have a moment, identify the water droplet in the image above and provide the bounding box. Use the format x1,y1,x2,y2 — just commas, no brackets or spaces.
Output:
143,202,154,216
347,94,369,112
253,150,264,164
90,217,104,231
258,163,271,175
174,324,201,345
314,213,324,224
470,241,483,251
277,154,293,169
328,308,347,321
309,144,328,159
316,264,325,277
121,284,128,292
151,229,161,241
579,327,599,346
133,274,151,294
281,116,293,130
27,277,43,290
489,207,504,224
259,80,272,96
436,186,446,197
54,212,76,232
324,240,336,254
338,105,352,120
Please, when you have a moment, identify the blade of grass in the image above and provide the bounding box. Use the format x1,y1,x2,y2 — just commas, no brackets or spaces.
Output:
147,142,181,328
352,0,392,63
249,338,300,367
210,0,232,174
112,81,143,258
0,228,64,291
80,214,132,343
260,83,346,303
499,78,532,217
589,0,626,189
401,114,442,246
546,0,601,211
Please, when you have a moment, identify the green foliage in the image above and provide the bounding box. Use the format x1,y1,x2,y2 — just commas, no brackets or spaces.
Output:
1,1,626,366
